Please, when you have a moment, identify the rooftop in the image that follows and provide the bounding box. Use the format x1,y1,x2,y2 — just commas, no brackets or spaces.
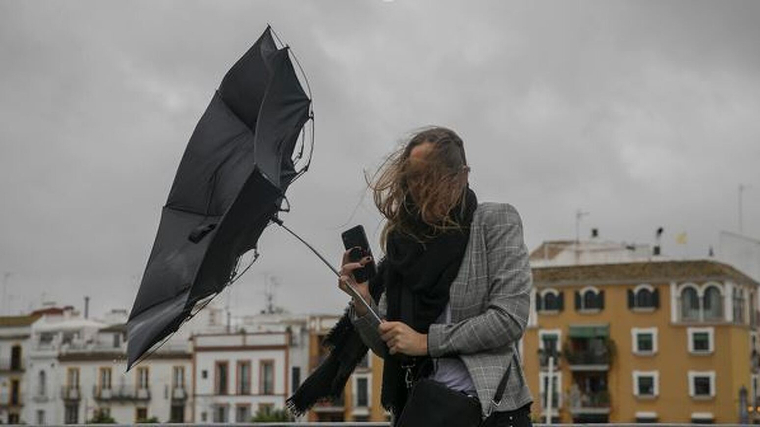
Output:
533,259,759,287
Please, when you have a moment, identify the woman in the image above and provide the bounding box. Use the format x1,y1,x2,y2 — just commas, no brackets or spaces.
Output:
287,126,533,426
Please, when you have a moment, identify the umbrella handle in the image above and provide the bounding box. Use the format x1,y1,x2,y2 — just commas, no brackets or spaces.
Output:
271,217,383,323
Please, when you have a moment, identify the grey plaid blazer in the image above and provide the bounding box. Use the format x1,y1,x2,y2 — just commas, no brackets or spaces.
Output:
351,202,534,417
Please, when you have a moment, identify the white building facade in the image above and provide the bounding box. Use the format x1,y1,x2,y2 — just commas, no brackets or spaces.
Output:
192,332,290,423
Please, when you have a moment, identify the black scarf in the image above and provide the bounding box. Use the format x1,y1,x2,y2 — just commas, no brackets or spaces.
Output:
287,187,478,417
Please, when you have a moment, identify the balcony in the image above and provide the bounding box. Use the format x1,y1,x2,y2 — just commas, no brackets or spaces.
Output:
569,390,611,415
61,385,81,401
92,385,151,401
171,387,188,401
0,358,25,373
564,345,611,371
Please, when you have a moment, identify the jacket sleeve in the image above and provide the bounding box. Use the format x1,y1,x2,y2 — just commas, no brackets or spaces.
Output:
427,203,532,357
349,292,390,359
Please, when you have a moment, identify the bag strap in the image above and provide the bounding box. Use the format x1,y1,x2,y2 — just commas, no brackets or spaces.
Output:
486,343,517,416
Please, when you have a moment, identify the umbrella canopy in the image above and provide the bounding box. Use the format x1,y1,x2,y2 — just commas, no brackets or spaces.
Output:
127,26,312,370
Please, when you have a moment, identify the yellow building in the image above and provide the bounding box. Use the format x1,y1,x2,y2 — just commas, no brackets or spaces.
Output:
306,315,388,422
522,256,760,424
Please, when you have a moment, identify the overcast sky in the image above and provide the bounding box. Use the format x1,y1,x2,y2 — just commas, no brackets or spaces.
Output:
1,0,759,320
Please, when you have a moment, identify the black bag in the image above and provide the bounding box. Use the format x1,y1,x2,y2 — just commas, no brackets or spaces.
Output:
395,359,512,427
395,377,482,427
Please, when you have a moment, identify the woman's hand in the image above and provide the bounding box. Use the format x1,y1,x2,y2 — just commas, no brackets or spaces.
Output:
378,321,428,356
337,249,373,316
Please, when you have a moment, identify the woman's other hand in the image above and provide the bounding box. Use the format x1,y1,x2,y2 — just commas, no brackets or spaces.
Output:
378,321,428,356
338,249,373,316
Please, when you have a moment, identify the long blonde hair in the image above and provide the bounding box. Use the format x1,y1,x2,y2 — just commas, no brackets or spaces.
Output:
367,126,471,250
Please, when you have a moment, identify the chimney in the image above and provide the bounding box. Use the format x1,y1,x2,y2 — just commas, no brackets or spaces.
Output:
84,296,90,319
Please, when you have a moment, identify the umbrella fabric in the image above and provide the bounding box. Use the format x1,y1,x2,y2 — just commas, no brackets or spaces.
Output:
127,27,311,369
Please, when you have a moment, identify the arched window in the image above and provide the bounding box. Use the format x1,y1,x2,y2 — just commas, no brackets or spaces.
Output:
537,289,564,312
703,286,723,320
629,285,659,309
575,287,604,311
680,287,700,320
544,293,560,310
38,370,47,397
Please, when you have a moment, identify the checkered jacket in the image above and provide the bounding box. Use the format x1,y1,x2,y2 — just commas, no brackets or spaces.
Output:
351,202,534,416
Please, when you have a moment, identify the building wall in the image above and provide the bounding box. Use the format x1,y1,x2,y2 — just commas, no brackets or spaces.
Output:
191,332,289,423
526,271,757,424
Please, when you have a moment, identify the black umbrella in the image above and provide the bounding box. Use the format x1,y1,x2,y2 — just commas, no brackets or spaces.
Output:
126,26,312,370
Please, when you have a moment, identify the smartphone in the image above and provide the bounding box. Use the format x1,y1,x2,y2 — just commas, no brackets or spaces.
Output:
341,225,377,284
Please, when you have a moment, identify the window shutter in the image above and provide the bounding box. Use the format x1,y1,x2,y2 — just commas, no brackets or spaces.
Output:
628,289,634,309
599,290,605,309
653,289,660,308
558,291,565,311
536,293,543,311
575,291,581,310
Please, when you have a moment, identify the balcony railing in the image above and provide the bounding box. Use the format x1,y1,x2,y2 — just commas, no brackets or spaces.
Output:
0,358,25,372
569,390,610,412
538,349,561,368
61,385,81,401
564,349,610,367
92,385,151,401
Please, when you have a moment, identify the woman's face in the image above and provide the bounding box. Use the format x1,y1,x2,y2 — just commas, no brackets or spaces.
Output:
406,142,434,203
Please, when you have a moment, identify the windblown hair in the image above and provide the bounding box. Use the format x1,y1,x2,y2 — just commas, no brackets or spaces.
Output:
368,126,471,250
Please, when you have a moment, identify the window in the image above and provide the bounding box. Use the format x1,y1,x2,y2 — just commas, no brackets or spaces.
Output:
688,371,716,398
733,288,746,323
235,404,251,423
539,329,561,366
292,366,301,393
67,368,80,388
202,369,208,379
237,361,251,395
136,367,149,389
633,371,659,397
170,405,185,423
680,286,700,320
631,327,658,355
113,332,121,348
635,412,658,423
37,409,45,425
537,289,564,312
65,404,78,424
213,404,228,423
260,360,274,395
539,371,562,409
575,287,604,311
135,407,148,422
100,367,112,390
691,412,714,424
172,366,185,389
10,345,21,370
629,285,659,310
355,376,369,407
38,370,47,397
703,286,723,320
215,361,229,395
688,327,714,354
